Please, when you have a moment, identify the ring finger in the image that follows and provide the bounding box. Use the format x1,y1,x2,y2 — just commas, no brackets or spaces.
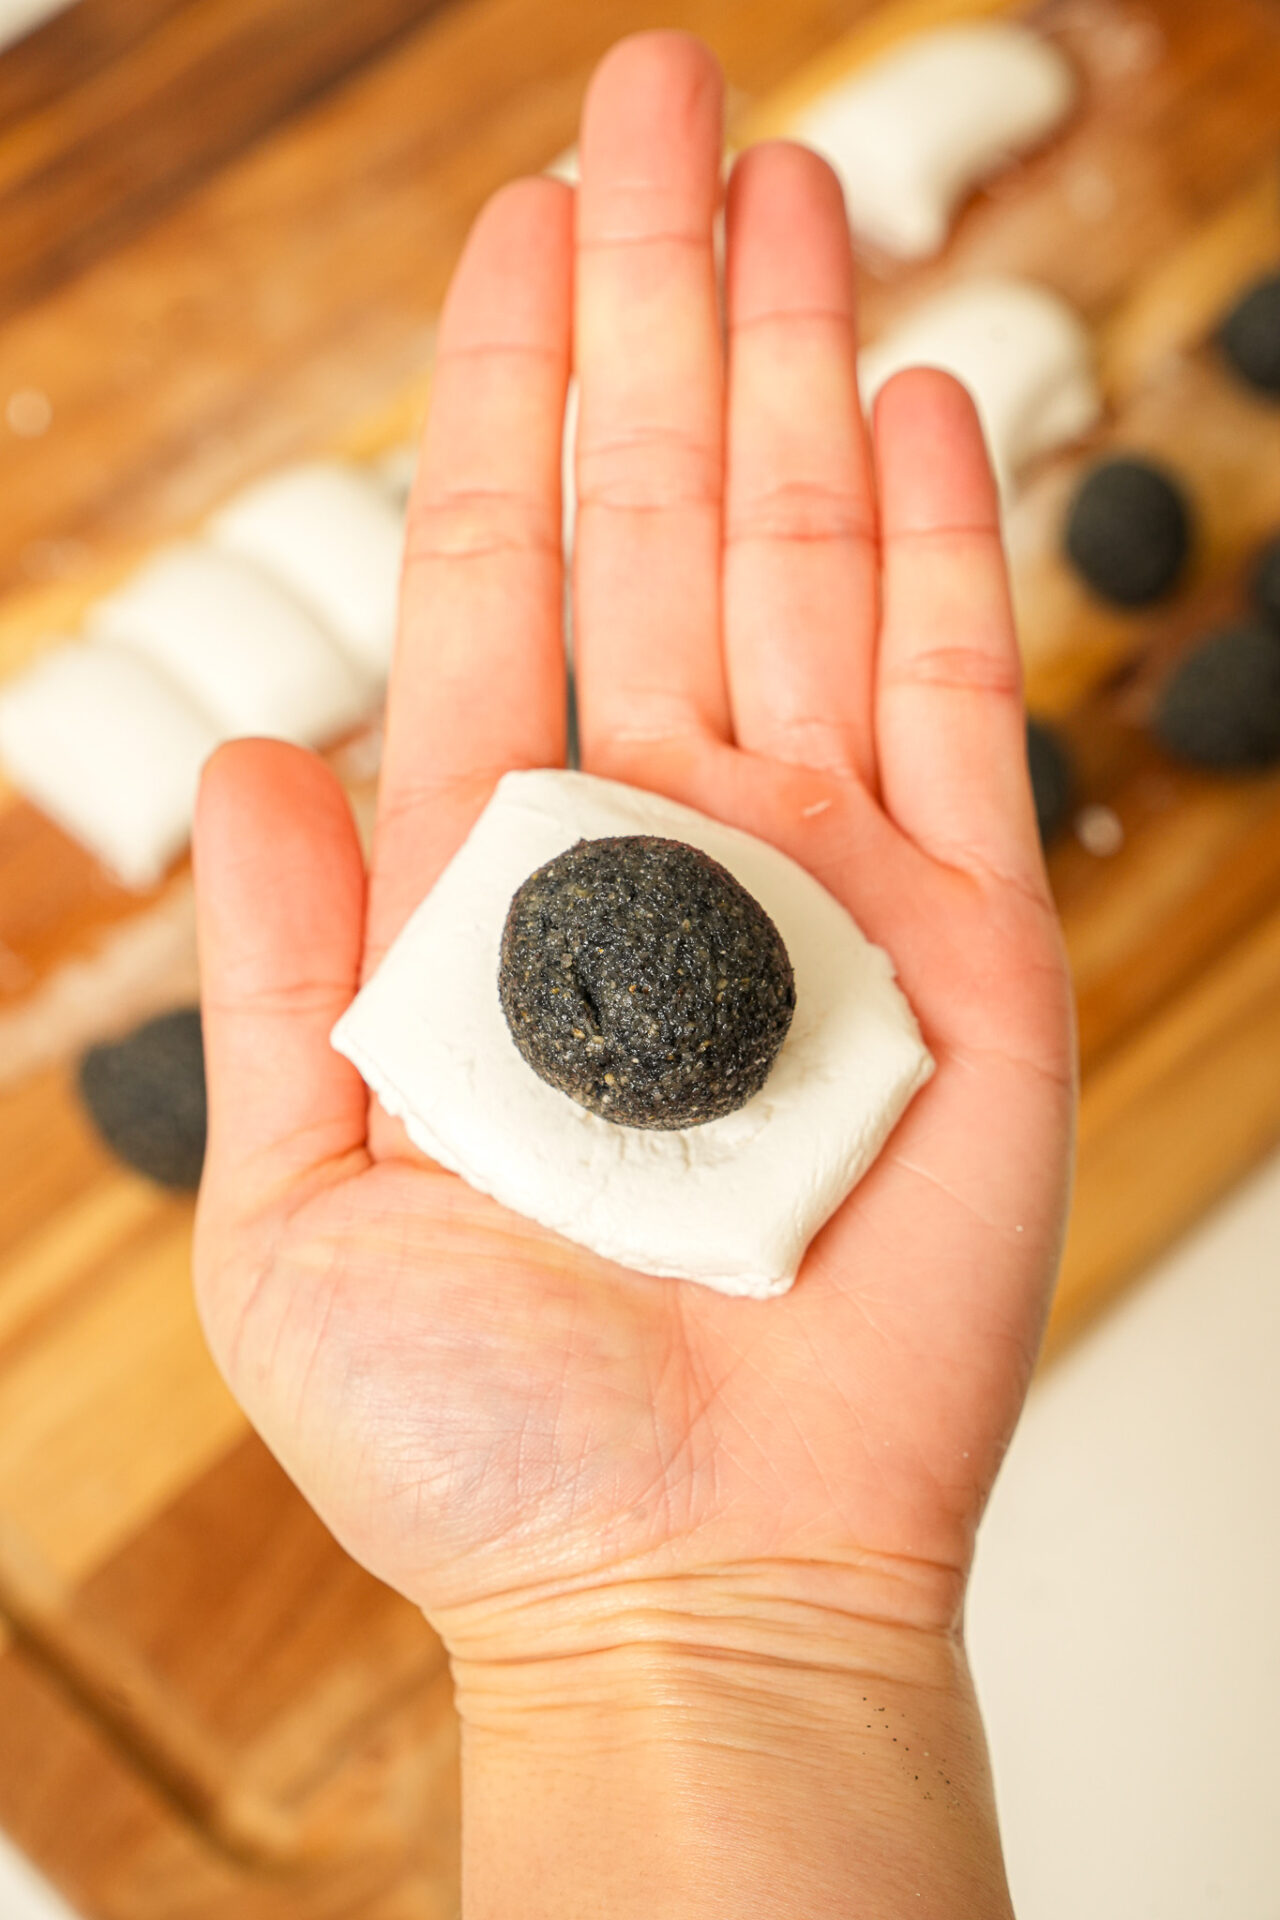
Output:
722,142,879,787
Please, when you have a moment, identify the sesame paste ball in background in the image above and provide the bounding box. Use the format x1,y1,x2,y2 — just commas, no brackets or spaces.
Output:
1064,456,1192,608
1153,625,1280,772
1218,271,1280,397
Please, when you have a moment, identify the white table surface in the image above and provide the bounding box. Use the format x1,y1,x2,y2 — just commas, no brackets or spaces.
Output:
4,1148,1278,1917
971,1146,1280,1918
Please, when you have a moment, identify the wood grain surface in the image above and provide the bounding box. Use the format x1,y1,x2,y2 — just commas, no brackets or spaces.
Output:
1,0,1279,1912
0,0,455,318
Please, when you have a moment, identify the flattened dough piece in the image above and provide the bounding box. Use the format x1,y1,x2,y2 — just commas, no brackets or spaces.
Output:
90,542,372,747
859,278,1101,495
0,642,219,889
209,461,405,679
793,22,1076,259
332,770,934,1299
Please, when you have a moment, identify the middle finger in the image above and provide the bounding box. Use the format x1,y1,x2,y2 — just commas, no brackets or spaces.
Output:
573,32,731,777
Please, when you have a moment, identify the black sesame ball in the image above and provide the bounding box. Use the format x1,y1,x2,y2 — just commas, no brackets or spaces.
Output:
1026,718,1073,845
1251,535,1280,631
77,1006,207,1189
1152,624,1280,771
1217,272,1280,396
1064,457,1192,607
498,835,796,1129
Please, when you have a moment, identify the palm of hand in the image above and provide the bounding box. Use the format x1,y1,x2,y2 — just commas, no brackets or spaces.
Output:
193,38,1073,1652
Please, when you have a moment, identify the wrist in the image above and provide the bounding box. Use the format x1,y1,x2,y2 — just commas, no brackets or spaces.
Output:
446,1561,962,1737
434,1547,966,1675
438,1564,1013,1920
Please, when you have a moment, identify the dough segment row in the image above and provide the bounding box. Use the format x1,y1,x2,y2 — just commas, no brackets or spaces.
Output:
0,459,407,889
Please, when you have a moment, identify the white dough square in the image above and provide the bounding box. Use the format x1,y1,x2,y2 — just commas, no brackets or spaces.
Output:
89,542,372,747
208,461,406,679
332,771,934,1298
0,641,220,889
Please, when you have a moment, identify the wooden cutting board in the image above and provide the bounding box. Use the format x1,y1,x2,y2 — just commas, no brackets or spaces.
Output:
1,0,1279,1912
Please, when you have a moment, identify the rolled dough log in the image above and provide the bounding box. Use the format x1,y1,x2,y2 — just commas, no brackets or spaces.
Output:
859,278,1101,495
562,376,580,557
209,461,406,679
792,22,1076,259
374,443,418,513
90,542,372,747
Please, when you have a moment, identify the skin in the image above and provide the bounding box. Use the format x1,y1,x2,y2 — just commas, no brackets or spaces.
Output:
193,33,1075,1917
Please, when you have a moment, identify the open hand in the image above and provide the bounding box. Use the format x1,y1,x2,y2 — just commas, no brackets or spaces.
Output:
193,34,1074,1687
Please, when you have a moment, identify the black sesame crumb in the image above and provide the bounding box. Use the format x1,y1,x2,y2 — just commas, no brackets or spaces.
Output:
77,1006,206,1189
1064,457,1192,608
1217,272,1280,397
1026,717,1074,846
498,835,796,1129
1152,624,1280,771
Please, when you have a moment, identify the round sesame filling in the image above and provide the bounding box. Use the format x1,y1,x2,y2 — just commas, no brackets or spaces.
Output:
498,834,796,1129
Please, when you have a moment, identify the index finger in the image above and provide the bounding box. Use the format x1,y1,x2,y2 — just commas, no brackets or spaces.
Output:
365,176,573,976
